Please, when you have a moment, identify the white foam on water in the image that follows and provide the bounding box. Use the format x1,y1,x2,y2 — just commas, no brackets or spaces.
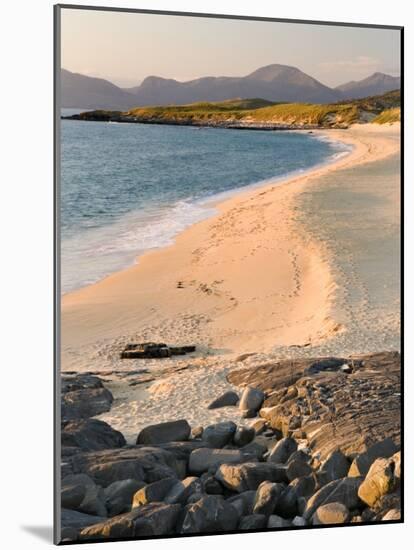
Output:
61,133,353,294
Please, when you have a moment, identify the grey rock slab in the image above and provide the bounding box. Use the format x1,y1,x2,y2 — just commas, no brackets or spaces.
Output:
136,420,191,445
202,421,237,448
189,447,244,475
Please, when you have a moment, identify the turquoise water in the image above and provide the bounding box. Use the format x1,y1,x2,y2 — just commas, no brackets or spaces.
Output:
61,111,351,293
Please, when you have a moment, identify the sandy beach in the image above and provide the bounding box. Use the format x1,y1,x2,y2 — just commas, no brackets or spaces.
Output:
61,123,400,441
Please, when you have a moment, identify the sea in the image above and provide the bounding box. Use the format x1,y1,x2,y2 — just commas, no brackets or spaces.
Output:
60,109,352,293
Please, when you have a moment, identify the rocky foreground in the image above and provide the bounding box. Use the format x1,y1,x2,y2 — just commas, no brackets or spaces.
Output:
60,351,401,542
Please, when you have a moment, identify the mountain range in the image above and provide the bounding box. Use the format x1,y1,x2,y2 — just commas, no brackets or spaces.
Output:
61,64,400,110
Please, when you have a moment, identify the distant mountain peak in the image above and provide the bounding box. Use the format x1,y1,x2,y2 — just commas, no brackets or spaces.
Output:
336,71,400,99
246,63,301,81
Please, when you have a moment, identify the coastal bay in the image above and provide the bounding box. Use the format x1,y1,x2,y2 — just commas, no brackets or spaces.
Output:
60,123,400,440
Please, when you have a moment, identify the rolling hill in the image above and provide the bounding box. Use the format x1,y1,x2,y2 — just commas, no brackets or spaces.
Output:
64,90,400,129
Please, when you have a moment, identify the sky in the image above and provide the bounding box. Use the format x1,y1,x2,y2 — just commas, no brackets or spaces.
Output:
60,8,401,88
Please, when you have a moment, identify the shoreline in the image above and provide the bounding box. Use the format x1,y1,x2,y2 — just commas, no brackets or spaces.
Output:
61,123,400,373
62,130,351,296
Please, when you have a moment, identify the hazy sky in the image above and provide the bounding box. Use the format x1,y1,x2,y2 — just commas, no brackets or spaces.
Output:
60,8,401,88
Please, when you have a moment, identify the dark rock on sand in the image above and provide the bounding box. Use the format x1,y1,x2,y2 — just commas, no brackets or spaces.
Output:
215,462,287,493
104,479,146,517
306,358,347,375
180,495,239,534
80,502,182,539
62,387,114,420
202,421,237,448
121,342,196,359
61,374,104,393
62,419,126,452
208,391,239,409
136,419,191,445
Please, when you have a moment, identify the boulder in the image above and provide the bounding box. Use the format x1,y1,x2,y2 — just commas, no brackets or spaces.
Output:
348,438,397,477
253,481,284,516
136,420,191,445
202,421,237,448
239,387,265,412
61,508,106,530
164,477,203,505
132,478,178,508
312,502,350,524
208,391,239,409
62,474,107,517
200,473,224,495
67,446,180,488
304,477,363,520
62,387,113,421
318,450,350,485
241,440,268,460
80,502,181,539
357,457,396,507
239,514,267,530
233,426,255,447
61,478,88,510
215,462,287,493
227,491,256,516
61,374,104,394
62,419,126,452
180,495,239,533
268,437,297,464
267,515,291,528
189,448,244,475
286,457,312,481
104,479,146,517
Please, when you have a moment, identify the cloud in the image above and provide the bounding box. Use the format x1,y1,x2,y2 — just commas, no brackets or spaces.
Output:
319,56,381,72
